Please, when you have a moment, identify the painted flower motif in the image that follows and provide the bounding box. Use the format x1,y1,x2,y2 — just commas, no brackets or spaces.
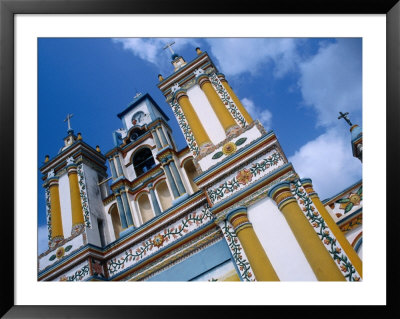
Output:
59,276,68,281
152,234,165,248
222,142,237,156
336,186,362,213
236,169,253,185
354,276,360,281
56,247,65,259
340,265,348,272
335,247,342,254
324,238,331,245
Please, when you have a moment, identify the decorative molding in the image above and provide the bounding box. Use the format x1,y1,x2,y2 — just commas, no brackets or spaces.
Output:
107,205,214,278
169,99,199,156
290,180,361,282
59,262,90,282
207,151,283,205
219,220,255,281
45,187,52,245
77,164,92,228
209,73,247,128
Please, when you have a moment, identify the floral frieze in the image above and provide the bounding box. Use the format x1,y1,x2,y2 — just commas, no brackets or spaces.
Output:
77,164,92,228
207,150,283,205
107,205,214,277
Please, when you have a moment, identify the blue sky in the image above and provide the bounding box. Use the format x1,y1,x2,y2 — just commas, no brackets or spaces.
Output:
38,37,362,254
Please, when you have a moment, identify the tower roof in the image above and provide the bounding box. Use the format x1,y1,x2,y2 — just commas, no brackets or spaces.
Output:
117,93,169,121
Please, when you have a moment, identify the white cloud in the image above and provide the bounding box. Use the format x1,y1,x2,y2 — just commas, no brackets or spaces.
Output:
289,128,362,200
38,225,48,255
298,38,362,127
112,38,200,73
241,97,272,130
205,38,300,78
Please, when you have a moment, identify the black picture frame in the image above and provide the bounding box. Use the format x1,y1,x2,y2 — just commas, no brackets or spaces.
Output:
1,0,398,317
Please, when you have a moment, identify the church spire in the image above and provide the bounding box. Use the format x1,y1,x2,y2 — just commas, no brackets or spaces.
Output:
163,41,187,71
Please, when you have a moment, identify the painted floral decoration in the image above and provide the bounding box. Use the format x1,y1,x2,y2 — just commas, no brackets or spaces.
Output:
93,262,103,275
59,276,68,281
236,168,253,185
152,234,165,248
222,142,237,156
56,247,65,259
335,186,362,213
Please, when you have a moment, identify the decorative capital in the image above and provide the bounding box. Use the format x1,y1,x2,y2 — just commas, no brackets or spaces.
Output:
226,206,252,234
171,82,181,94
268,182,296,210
193,68,205,77
47,169,56,179
196,74,210,88
174,89,188,102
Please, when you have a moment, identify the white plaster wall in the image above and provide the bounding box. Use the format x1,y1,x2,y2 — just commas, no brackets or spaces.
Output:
82,164,110,247
187,85,226,144
58,173,72,237
248,197,317,281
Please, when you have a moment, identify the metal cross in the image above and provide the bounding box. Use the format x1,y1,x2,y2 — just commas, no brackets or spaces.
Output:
64,113,74,131
338,111,353,126
163,41,176,55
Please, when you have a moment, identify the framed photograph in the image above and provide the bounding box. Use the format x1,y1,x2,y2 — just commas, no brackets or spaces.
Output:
1,0,398,317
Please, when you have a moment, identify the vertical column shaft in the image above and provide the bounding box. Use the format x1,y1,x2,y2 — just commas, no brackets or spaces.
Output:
169,160,186,195
121,190,134,227
148,184,162,216
198,75,238,133
115,155,124,177
109,158,117,180
226,207,279,281
268,182,345,281
48,178,64,240
163,163,180,198
67,165,85,230
115,192,128,229
158,127,168,146
302,179,363,277
219,75,253,124
151,129,162,149
175,91,212,148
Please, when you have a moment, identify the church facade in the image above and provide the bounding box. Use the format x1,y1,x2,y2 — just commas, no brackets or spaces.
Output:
38,47,362,282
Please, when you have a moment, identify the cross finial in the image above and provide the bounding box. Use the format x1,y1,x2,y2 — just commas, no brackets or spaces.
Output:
64,113,74,132
163,41,176,55
338,111,353,126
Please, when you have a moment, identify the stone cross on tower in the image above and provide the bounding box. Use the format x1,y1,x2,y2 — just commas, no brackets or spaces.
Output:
64,113,74,133
338,112,353,126
163,41,176,55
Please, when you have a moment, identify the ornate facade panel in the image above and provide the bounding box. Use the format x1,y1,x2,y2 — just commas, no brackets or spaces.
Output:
77,163,92,228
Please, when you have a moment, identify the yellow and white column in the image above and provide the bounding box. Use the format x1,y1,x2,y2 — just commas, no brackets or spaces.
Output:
226,206,279,281
175,90,213,151
268,182,345,281
67,163,85,234
217,73,253,124
301,178,363,277
48,176,64,243
197,74,239,136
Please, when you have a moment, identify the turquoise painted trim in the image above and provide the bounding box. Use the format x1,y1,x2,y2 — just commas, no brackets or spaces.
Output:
169,160,186,195
267,180,291,198
109,158,117,179
164,163,180,198
152,130,162,149
172,193,189,206
226,206,247,222
119,226,135,238
354,237,362,253
193,130,276,184
116,194,128,229
156,145,173,155
121,191,134,226
336,207,362,226
149,187,162,216
147,240,231,281
322,179,362,204
158,127,168,146
108,219,215,280
128,170,164,193
209,163,293,214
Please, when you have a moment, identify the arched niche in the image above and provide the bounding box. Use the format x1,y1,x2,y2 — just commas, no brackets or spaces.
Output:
109,204,121,240
183,158,199,192
137,193,154,223
155,179,172,211
132,147,156,177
